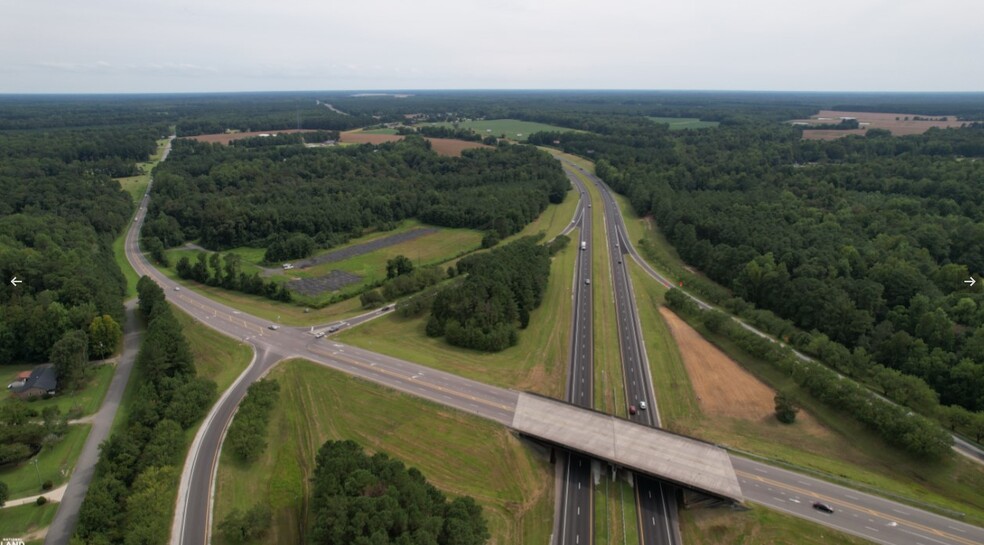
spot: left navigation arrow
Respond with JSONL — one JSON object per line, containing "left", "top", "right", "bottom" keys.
{"left": 10, "top": 276, "right": 22, "bottom": 286}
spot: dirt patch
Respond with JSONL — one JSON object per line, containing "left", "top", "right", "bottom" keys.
{"left": 339, "top": 131, "right": 490, "bottom": 157}
{"left": 426, "top": 137, "right": 489, "bottom": 156}
{"left": 658, "top": 307, "right": 826, "bottom": 434}
{"left": 186, "top": 129, "right": 316, "bottom": 145}
{"left": 790, "top": 110, "right": 978, "bottom": 140}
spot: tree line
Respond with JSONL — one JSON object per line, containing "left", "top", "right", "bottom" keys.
{"left": 426, "top": 237, "right": 552, "bottom": 352}
{"left": 175, "top": 251, "right": 293, "bottom": 303}
{"left": 309, "top": 439, "right": 489, "bottom": 545}
{"left": 76, "top": 277, "right": 217, "bottom": 544}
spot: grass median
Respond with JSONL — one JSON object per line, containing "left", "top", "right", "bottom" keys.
{"left": 211, "top": 359, "right": 555, "bottom": 544}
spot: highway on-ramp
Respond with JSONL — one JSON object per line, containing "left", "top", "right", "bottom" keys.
{"left": 118, "top": 151, "right": 984, "bottom": 545}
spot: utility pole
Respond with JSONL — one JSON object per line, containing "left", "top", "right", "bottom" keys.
{"left": 33, "top": 457, "right": 42, "bottom": 489}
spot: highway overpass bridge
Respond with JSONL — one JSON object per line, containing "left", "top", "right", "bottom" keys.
{"left": 511, "top": 393, "right": 743, "bottom": 506}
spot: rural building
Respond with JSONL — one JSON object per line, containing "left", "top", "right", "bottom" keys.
{"left": 9, "top": 364, "right": 57, "bottom": 399}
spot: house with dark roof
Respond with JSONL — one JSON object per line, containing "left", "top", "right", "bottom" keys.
{"left": 9, "top": 364, "right": 58, "bottom": 399}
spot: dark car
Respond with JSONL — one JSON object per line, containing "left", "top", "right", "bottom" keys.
{"left": 812, "top": 501, "right": 834, "bottom": 514}
{"left": 628, "top": 404, "right": 638, "bottom": 415}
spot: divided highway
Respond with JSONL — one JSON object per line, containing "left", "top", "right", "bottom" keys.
{"left": 566, "top": 159, "right": 681, "bottom": 545}
{"left": 115, "top": 150, "right": 983, "bottom": 545}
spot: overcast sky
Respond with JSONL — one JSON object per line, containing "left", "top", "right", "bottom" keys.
{"left": 1, "top": 0, "right": 981, "bottom": 93}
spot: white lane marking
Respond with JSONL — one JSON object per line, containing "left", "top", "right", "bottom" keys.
{"left": 891, "top": 508, "right": 909, "bottom": 515}
{"left": 900, "top": 529, "right": 951, "bottom": 545}
{"left": 845, "top": 494, "right": 859, "bottom": 500}
{"left": 948, "top": 526, "right": 966, "bottom": 533}
{"left": 788, "top": 498, "right": 800, "bottom": 504}
{"left": 864, "top": 526, "right": 879, "bottom": 533}
{"left": 771, "top": 497, "right": 785, "bottom": 503}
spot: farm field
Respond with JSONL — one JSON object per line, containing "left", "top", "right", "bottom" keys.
{"left": 338, "top": 130, "right": 489, "bottom": 156}
{"left": 791, "top": 110, "right": 978, "bottom": 139}
{"left": 211, "top": 359, "right": 555, "bottom": 545}
{"left": 427, "top": 119, "right": 581, "bottom": 141}
{"left": 647, "top": 116, "right": 719, "bottom": 129}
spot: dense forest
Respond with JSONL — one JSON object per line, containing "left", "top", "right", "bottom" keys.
{"left": 535, "top": 121, "right": 984, "bottom": 417}
{"left": 144, "top": 136, "right": 568, "bottom": 253}
{"left": 427, "top": 237, "right": 554, "bottom": 352}
{"left": 77, "top": 277, "right": 216, "bottom": 544}
{"left": 310, "top": 440, "right": 489, "bottom": 545}
{"left": 0, "top": 124, "right": 158, "bottom": 365}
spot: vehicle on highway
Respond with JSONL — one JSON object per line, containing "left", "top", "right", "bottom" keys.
{"left": 812, "top": 501, "right": 834, "bottom": 514}
{"left": 581, "top": 241, "right": 587, "bottom": 251}
{"left": 174, "top": 286, "right": 180, "bottom": 291}
{"left": 327, "top": 325, "right": 340, "bottom": 333}
{"left": 639, "top": 401, "right": 647, "bottom": 410}
{"left": 314, "top": 331, "right": 325, "bottom": 338}
{"left": 585, "top": 278, "right": 591, "bottom": 285}
{"left": 268, "top": 324, "right": 280, "bottom": 330}
{"left": 381, "top": 305, "right": 392, "bottom": 311}
{"left": 628, "top": 404, "right": 637, "bottom": 415}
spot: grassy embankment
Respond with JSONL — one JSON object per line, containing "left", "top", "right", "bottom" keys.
{"left": 211, "top": 360, "right": 555, "bottom": 545}
{"left": 622, "top": 198, "right": 984, "bottom": 526}
{"left": 679, "top": 506, "right": 872, "bottom": 545}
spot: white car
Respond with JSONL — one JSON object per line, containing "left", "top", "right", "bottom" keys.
{"left": 174, "top": 286, "right": 180, "bottom": 291}
{"left": 639, "top": 401, "right": 648, "bottom": 410}
{"left": 315, "top": 331, "right": 326, "bottom": 338}
{"left": 268, "top": 325, "right": 280, "bottom": 330}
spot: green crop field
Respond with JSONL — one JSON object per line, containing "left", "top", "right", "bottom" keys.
{"left": 647, "top": 116, "right": 719, "bottom": 130}
{"left": 211, "top": 359, "right": 555, "bottom": 545}
{"left": 427, "top": 119, "right": 581, "bottom": 141}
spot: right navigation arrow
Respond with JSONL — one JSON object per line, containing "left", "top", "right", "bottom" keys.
{"left": 966, "top": 277, "right": 977, "bottom": 287}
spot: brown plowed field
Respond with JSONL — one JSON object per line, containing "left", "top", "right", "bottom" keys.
{"left": 339, "top": 131, "right": 489, "bottom": 156}
{"left": 791, "top": 110, "right": 977, "bottom": 140}
{"left": 658, "top": 306, "right": 827, "bottom": 434}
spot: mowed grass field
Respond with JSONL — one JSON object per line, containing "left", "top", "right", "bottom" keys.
{"left": 427, "top": 119, "right": 581, "bottom": 141}
{"left": 337, "top": 240, "right": 576, "bottom": 396}
{"left": 646, "top": 116, "right": 719, "bottom": 130}
{"left": 212, "top": 360, "right": 555, "bottom": 545}
{"left": 0, "top": 502, "right": 59, "bottom": 545}
{"left": 679, "top": 504, "right": 871, "bottom": 545}
{"left": 0, "top": 424, "right": 90, "bottom": 498}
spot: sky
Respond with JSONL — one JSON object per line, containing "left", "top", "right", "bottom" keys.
{"left": 1, "top": 0, "right": 981, "bottom": 93}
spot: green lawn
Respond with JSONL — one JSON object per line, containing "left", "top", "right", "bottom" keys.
{"left": 0, "top": 502, "right": 59, "bottom": 544}
{"left": 679, "top": 504, "right": 871, "bottom": 545}
{"left": 647, "top": 117, "right": 719, "bottom": 130}
{"left": 0, "top": 424, "right": 91, "bottom": 498}
{"left": 212, "top": 359, "right": 555, "bottom": 545}
{"left": 2, "top": 364, "right": 114, "bottom": 417}
{"left": 337, "top": 240, "right": 576, "bottom": 397}
{"left": 173, "top": 307, "right": 253, "bottom": 394}
{"left": 426, "top": 119, "right": 582, "bottom": 142}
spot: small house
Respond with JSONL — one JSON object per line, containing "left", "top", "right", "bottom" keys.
{"left": 9, "top": 364, "right": 57, "bottom": 399}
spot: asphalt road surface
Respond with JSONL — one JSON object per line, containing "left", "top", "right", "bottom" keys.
{"left": 557, "top": 168, "right": 594, "bottom": 545}
{"left": 43, "top": 302, "right": 142, "bottom": 545}
{"left": 118, "top": 150, "right": 984, "bottom": 545}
